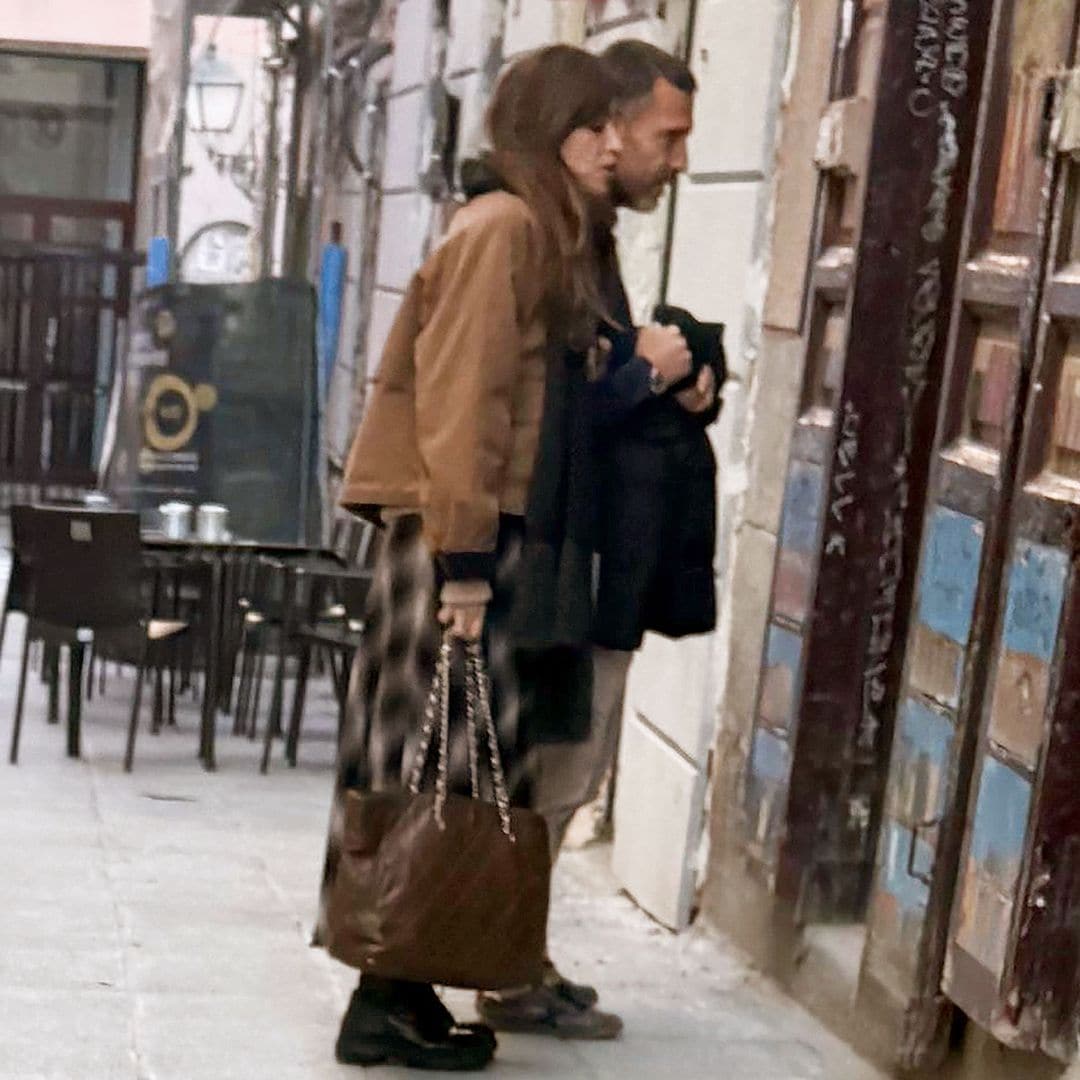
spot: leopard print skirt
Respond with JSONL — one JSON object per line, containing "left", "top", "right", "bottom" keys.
{"left": 313, "top": 513, "right": 528, "bottom": 950}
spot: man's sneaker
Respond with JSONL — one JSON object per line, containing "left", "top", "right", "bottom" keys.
{"left": 542, "top": 960, "right": 599, "bottom": 1010}
{"left": 476, "top": 984, "right": 623, "bottom": 1040}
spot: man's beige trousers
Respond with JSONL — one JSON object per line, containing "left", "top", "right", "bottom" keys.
{"left": 531, "top": 647, "right": 634, "bottom": 860}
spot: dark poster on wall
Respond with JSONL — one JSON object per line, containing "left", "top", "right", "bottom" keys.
{"left": 101, "top": 279, "right": 320, "bottom": 544}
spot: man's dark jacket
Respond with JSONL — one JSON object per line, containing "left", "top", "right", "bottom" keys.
{"left": 592, "top": 243, "right": 724, "bottom": 652}
{"left": 458, "top": 158, "right": 721, "bottom": 653}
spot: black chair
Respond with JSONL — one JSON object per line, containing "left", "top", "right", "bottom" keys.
{"left": 1, "top": 505, "right": 34, "bottom": 661}
{"left": 7, "top": 503, "right": 94, "bottom": 725}
{"left": 2, "top": 505, "right": 61, "bottom": 719}
{"left": 261, "top": 568, "right": 372, "bottom": 772}
{"left": 8, "top": 501, "right": 127, "bottom": 718}
{"left": 235, "top": 518, "right": 374, "bottom": 752}
{"left": 141, "top": 544, "right": 215, "bottom": 716}
{"left": 232, "top": 554, "right": 285, "bottom": 738}
{"left": 7, "top": 507, "right": 188, "bottom": 771}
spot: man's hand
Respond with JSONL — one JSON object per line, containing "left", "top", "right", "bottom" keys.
{"left": 636, "top": 323, "right": 692, "bottom": 385}
{"left": 438, "top": 601, "right": 487, "bottom": 641}
{"left": 675, "top": 366, "right": 718, "bottom": 414}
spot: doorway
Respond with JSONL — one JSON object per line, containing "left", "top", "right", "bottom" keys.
{"left": 0, "top": 50, "right": 143, "bottom": 496}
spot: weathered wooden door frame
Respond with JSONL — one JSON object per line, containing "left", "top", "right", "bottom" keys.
{"left": 741, "top": 0, "right": 882, "bottom": 896}
{"left": 940, "top": 15, "right": 1080, "bottom": 1058}
{"left": 855, "top": 0, "right": 1078, "bottom": 1067}
{"left": 742, "top": 0, "right": 995, "bottom": 923}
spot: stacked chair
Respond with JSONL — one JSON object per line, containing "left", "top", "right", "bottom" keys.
{"left": 231, "top": 516, "right": 375, "bottom": 772}
{"left": 4, "top": 504, "right": 374, "bottom": 774}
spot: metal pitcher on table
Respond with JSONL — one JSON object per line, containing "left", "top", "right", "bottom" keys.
{"left": 159, "top": 502, "right": 193, "bottom": 540}
{"left": 196, "top": 504, "right": 230, "bottom": 543}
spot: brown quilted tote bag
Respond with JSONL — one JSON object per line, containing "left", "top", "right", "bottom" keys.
{"left": 327, "top": 634, "right": 550, "bottom": 990}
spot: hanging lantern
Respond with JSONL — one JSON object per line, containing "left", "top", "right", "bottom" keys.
{"left": 188, "top": 43, "right": 243, "bottom": 135}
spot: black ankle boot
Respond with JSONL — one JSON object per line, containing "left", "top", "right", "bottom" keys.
{"left": 335, "top": 976, "right": 495, "bottom": 1071}
{"left": 408, "top": 982, "right": 497, "bottom": 1051}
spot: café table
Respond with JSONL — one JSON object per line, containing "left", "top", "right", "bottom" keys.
{"left": 141, "top": 533, "right": 345, "bottom": 771}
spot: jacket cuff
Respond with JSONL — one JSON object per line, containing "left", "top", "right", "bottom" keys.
{"left": 436, "top": 551, "right": 498, "bottom": 583}
{"left": 605, "top": 327, "right": 638, "bottom": 369}
{"left": 440, "top": 579, "right": 494, "bottom": 605}
{"left": 625, "top": 356, "right": 657, "bottom": 400}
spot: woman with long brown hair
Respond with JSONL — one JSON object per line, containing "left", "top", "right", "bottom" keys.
{"left": 317, "top": 46, "right": 622, "bottom": 1071}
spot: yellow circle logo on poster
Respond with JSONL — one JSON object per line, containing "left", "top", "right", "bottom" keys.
{"left": 142, "top": 373, "right": 217, "bottom": 453}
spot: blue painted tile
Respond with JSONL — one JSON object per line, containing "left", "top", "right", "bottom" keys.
{"left": 749, "top": 728, "right": 790, "bottom": 784}
{"left": 765, "top": 624, "right": 803, "bottom": 673}
{"left": 1002, "top": 540, "right": 1069, "bottom": 662}
{"left": 778, "top": 461, "right": 825, "bottom": 555}
{"left": 891, "top": 696, "right": 953, "bottom": 822}
{"left": 745, "top": 729, "right": 791, "bottom": 859}
{"left": 759, "top": 624, "right": 803, "bottom": 731}
{"left": 882, "top": 820, "right": 930, "bottom": 914}
{"left": 917, "top": 506, "right": 984, "bottom": 646}
{"left": 969, "top": 756, "right": 1031, "bottom": 893}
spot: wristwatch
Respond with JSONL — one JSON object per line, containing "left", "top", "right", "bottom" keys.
{"left": 647, "top": 366, "right": 667, "bottom": 395}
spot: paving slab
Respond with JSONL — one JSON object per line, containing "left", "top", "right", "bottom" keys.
{"left": 0, "top": 600, "right": 883, "bottom": 1080}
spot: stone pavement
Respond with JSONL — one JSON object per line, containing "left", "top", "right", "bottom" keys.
{"left": 0, "top": 613, "right": 885, "bottom": 1080}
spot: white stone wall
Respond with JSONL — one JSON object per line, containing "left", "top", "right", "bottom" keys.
{"left": 177, "top": 16, "right": 268, "bottom": 283}
{"left": 321, "top": 49, "right": 390, "bottom": 470}
{"left": 502, "top": 0, "right": 586, "bottom": 56}
{"left": 0, "top": 0, "right": 151, "bottom": 55}
{"left": 594, "top": 0, "right": 793, "bottom": 930}
{"left": 357, "top": 0, "right": 583, "bottom": 408}
{"left": 360, "top": 0, "right": 437, "bottom": 400}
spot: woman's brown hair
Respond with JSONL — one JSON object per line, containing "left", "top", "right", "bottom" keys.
{"left": 484, "top": 45, "right": 619, "bottom": 340}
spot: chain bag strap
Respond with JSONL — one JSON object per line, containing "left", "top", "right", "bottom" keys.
{"left": 464, "top": 648, "right": 482, "bottom": 803}
{"left": 406, "top": 630, "right": 516, "bottom": 840}
{"left": 465, "top": 642, "right": 516, "bottom": 842}
{"left": 407, "top": 632, "right": 452, "bottom": 827}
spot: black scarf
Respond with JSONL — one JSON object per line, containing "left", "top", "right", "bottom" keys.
{"left": 510, "top": 339, "right": 595, "bottom": 651}
{"left": 508, "top": 337, "right": 596, "bottom": 745}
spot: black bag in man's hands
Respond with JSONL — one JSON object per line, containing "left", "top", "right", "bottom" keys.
{"left": 652, "top": 303, "right": 726, "bottom": 395}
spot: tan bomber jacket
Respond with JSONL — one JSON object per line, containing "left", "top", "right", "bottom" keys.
{"left": 339, "top": 191, "right": 549, "bottom": 580}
